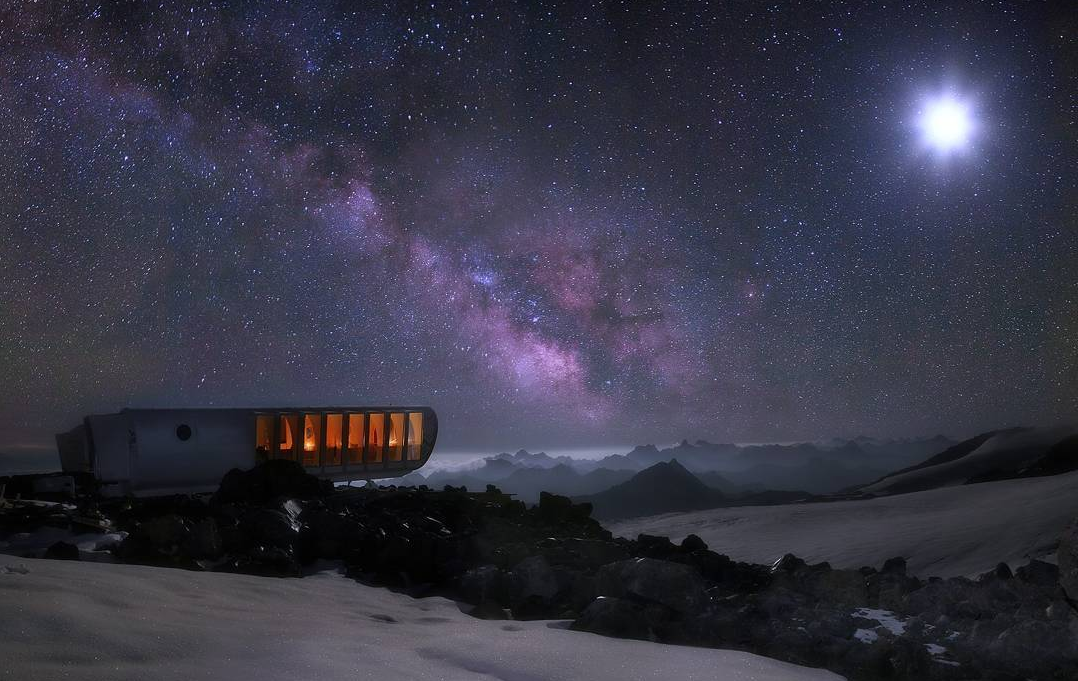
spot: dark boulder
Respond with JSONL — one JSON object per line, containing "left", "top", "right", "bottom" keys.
{"left": 300, "top": 508, "right": 364, "bottom": 561}
{"left": 184, "top": 518, "right": 222, "bottom": 559}
{"left": 509, "top": 555, "right": 560, "bottom": 603}
{"left": 116, "top": 513, "right": 192, "bottom": 565}
{"left": 635, "top": 533, "right": 678, "bottom": 559}
{"left": 214, "top": 460, "right": 331, "bottom": 504}
{"left": 680, "top": 533, "right": 708, "bottom": 553}
{"left": 469, "top": 600, "right": 511, "bottom": 620}
{"left": 881, "top": 556, "right": 907, "bottom": 576}
{"left": 596, "top": 558, "right": 708, "bottom": 613}
{"left": 140, "top": 514, "right": 188, "bottom": 550}
{"left": 1015, "top": 559, "right": 1058, "bottom": 588}
{"left": 458, "top": 565, "right": 510, "bottom": 605}
{"left": 44, "top": 540, "right": 79, "bottom": 561}
{"left": 770, "top": 553, "right": 807, "bottom": 573}
{"left": 240, "top": 501, "right": 302, "bottom": 554}
{"left": 537, "top": 492, "right": 593, "bottom": 524}
{"left": 571, "top": 596, "right": 656, "bottom": 640}
{"left": 1058, "top": 518, "right": 1078, "bottom": 609}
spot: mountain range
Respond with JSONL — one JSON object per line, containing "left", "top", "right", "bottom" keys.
{"left": 399, "top": 434, "right": 957, "bottom": 503}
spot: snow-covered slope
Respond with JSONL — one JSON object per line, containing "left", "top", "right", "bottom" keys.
{"left": 859, "top": 426, "right": 1076, "bottom": 495}
{"left": 0, "top": 557, "right": 842, "bottom": 681}
{"left": 610, "top": 470, "right": 1078, "bottom": 578}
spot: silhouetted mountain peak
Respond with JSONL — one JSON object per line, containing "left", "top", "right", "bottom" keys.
{"left": 618, "top": 458, "right": 715, "bottom": 495}
{"left": 576, "top": 458, "right": 726, "bottom": 521}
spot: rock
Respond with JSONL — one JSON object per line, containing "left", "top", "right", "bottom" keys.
{"left": 184, "top": 518, "right": 222, "bottom": 559}
{"left": 560, "top": 538, "right": 630, "bottom": 568}
{"left": 1015, "top": 559, "right": 1059, "bottom": 588}
{"left": 470, "top": 600, "right": 511, "bottom": 620}
{"left": 680, "top": 533, "right": 708, "bottom": 553}
{"left": 510, "top": 555, "right": 559, "bottom": 603}
{"left": 537, "top": 492, "right": 592, "bottom": 524}
{"left": 214, "top": 460, "right": 330, "bottom": 504}
{"left": 459, "top": 565, "right": 510, "bottom": 604}
{"left": 1059, "top": 518, "right": 1078, "bottom": 607}
{"left": 140, "top": 514, "right": 188, "bottom": 550}
{"left": 802, "top": 568, "right": 868, "bottom": 608}
{"left": 44, "top": 540, "right": 79, "bottom": 561}
{"left": 770, "top": 553, "right": 807, "bottom": 573}
{"left": 300, "top": 508, "right": 363, "bottom": 561}
{"left": 636, "top": 533, "right": 678, "bottom": 559}
{"left": 571, "top": 596, "right": 654, "bottom": 640}
{"left": 596, "top": 558, "right": 708, "bottom": 613}
{"left": 241, "top": 506, "right": 301, "bottom": 553}
{"left": 881, "top": 556, "right": 907, "bottom": 576}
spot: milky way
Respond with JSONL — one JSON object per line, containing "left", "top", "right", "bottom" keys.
{"left": 0, "top": 2, "right": 1074, "bottom": 452}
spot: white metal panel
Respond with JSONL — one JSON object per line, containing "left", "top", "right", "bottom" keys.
{"left": 127, "top": 409, "right": 256, "bottom": 493}
{"left": 85, "top": 413, "right": 133, "bottom": 485}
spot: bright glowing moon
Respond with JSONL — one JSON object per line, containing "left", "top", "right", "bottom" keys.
{"left": 918, "top": 95, "right": 974, "bottom": 153}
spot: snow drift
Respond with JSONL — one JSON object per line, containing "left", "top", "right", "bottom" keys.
{"left": 0, "top": 557, "right": 842, "bottom": 681}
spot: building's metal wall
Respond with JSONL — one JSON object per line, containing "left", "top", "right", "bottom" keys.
{"left": 129, "top": 409, "right": 255, "bottom": 493}
{"left": 85, "top": 413, "right": 132, "bottom": 488}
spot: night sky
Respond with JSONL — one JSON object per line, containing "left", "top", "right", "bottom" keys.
{"left": 1, "top": 2, "right": 1074, "bottom": 453}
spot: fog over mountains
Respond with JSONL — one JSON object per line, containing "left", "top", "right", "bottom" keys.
{"left": 400, "top": 428, "right": 1078, "bottom": 521}
{"left": 400, "top": 434, "right": 956, "bottom": 503}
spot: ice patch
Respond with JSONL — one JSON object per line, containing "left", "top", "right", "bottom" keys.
{"left": 854, "top": 628, "right": 879, "bottom": 644}
{"left": 925, "top": 643, "right": 946, "bottom": 655}
{"left": 852, "top": 608, "right": 907, "bottom": 636}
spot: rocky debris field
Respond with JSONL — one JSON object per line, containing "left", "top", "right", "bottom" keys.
{"left": 3, "top": 460, "right": 1077, "bottom": 681}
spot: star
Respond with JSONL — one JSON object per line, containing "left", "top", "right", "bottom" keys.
{"left": 917, "top": 93, "right": 976, "bottom": 156}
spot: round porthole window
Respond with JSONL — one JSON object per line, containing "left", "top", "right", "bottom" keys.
{"left": 176, "top": 424, "right": 193, "bottom": 441}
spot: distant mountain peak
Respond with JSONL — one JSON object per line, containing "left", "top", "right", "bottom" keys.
{"left": 575, "top": 457, "right": 725, "bottom": 521}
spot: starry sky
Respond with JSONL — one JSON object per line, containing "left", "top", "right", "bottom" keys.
{"left": 0, "top": 1, "right": 1075, "bottom": 453}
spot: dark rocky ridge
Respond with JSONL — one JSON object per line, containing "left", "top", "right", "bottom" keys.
{"left": 2, "top": 460, "right": 1075, "bottom": 681}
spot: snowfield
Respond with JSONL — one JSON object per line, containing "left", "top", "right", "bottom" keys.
{"left": 0, "top": 557, "right": 842, "bottom": 681}
{"left": 610, "top": 471, "right": 1078, "bottom": 578}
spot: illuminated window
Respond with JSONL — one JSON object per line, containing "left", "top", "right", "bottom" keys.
{"left": 347, "top": 413, "right": 365, "bottom": 465}
{"left": 407, "top": 412, "right": 423, "bottom": 461}
{"left": 278, "top": 414, "right": 299, "bottom": 461}
{"left": 388, "top": 413, "right": 404, "bottom": 462}
{"left": 302, "top": 413, "right": 321, "bottom": 467}
{"left": 324, "top": 413, "right": 343, "bottom": 466}
{"left": 255, "top": 415, "right": 273, "bottom": 462}
{"left": 366, "top": 413, "right": 384, "bottom": 463}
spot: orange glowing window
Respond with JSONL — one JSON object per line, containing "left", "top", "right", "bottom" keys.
{"left": 388, "top": 413, "right": 404, "bottom": 462}
{"left": 347, "top": 413, "right": 365, "bottom": 465}
{"left": 278, "top": 414, "right": 299, "bottom": 461}
{"left": 255, "top": 415, "right": 274, "bottom": 462}
{"left": 324, "top": 413, "right": 343, "bottom": 466}
{"left": 366, "top": 413, "right": 384, "bottom": 464}
{"left": 406, "top": 412, "right": 423, "bottom": 461}
{"left": 302, "top": 413, "right": 321, "bottom": 467}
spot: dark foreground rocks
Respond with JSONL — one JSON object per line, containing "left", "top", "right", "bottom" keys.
{"left": 2, "top": 461, "right": 1076, "bottom": 681}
